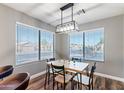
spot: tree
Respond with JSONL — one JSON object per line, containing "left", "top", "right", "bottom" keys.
{"left": 42, "top": 39, "right": 48, "bottom": 45}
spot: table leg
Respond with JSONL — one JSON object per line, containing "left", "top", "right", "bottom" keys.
{"left": 44, "top": 65, "right": 49, "bottom": 89}
{"left": 48, "top": 70, "right": 50, "bottom": 85}
{"left": 80, "top": 73, "right": 82, "bottom": 89}
{"left": 86, "top": 66, "right": 89, "bottom": 76}
{"left": 44, "top": 70, "right": 48, "bottom": 89}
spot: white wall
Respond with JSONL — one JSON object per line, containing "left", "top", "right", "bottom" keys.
{"left": 56, "top": 34, "right": 69, "bottom": 59}
{"left": 0, "top": 4, "right": 55, "bottom": 75}
{"left": 56, "top": 15, "right": 124, "bottom": 78}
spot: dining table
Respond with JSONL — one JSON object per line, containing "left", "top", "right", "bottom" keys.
{"left": 46, "top": 59, "right": 89, "bottom": 89}
{"left": 47, "top": 59, "right": 89, "bottom": 73}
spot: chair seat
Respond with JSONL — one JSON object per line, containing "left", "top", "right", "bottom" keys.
{"left": 74, "top": 74, "right": 92, "bottom": 85}
{"left": 0, "top": 80, "right": 21, "bottom": 90}
{"left": 0, "top": 73, "right": 30, "bottom": 90}
{"left": 55, "top": 74, "right": 73, "bottom": 84}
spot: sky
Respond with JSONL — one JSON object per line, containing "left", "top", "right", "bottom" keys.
{"left": 70, "top": 28, "right": 104, "bottom": 46}
{"left": 16, "top": 24, "right": 53, "bottom": 44}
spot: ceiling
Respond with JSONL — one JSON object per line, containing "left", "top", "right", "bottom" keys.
{"left": 3, "top": 3, "right": 124, "bottom": 26}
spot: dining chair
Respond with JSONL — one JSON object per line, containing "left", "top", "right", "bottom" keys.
{"left": 0, "top": 65, "right": 13, "bottom": 80}
{"left": 51, "top": 63, "right": 77, "bottom": 90}
{"left": 0, "top": 72, "right": 30, "bottom": 90}
{"left": 72, "top": 57, "right": 81, "bottom": 62}
{"left": 44, "top": 58, "right": 56, "bottom": 89}
{"left": 74, "top": 62, "right": 96, "bottom": 90}
{"left": 49, "top": 58, "right": 55, "bottom": 61}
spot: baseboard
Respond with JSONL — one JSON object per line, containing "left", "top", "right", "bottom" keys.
{"left": 30, "top": 70, "right": 124, "bottom": 83}
{"left": 31, "top": 70, "right": 46, "bottom": 79}
{"left": 94, "top": 72, "right": 124, "bottom": 83}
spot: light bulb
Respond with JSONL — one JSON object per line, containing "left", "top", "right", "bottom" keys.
{"left": 63, "top": 25, "right": 67, "bottom": 31}
{"left": 56, "top": 26, "right": 59, "bottom": 32}
{"left": 70, "top": 23, "right": 74, "bottom": 30}
{"left": 60, "top": 26, "right": 63, "bottom": 32}
{"left": 66, "top": 24, "right": 70, "bottom": 31}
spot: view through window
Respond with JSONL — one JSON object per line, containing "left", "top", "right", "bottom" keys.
{"left": 70, "top": 32, "right": 83, "bottom": 58}
{"left": 40, "top": 31, "right": 54, "bottom": 60}
{"left": 16, "top": 23, "right": 54, "bottom": 65}
{"left": 69, "top": 28, "right": 104, "bottom": 61}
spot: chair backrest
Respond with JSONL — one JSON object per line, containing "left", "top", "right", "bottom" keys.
{"left": 47, "top": 58, "right": 55, "bottom": 62}
{"left": 49, "top": 58, "right": 55, "bottom": 61}
{"left": 51, "top": 63, "right": 65, "bottom": 75}
{"left": 0, "top": 65, "right": 13, "bottom": 79}
{"left": 51, "top": 63, "right": 65, "bottom": 84}
{"left": 46, "top": 58, "right": 55, "bottom": 70}
{"left": 72, "top": 57, "right": 81, "bottom": 62}
{"left": 46, "top": 59, "right": 49, "bottom": 62}
{"left": 89, "top": 63, "right": 96, "bottom": 83}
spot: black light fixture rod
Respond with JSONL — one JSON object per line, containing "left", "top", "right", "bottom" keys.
{"left": 61, "top": 10, "right": 63, "bottom": 24}
{"left": 82, "top": 9, "right": 85, "bottom": 14}
{"left": 60, "top": 3, "right": 74, "bottom": 11}
{"left": 72, "top": 5, "right": 73, "bottom": 21}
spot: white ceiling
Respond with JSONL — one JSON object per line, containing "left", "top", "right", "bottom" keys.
{"left": 3, "top": 3, "right": 124, "bottom": 26}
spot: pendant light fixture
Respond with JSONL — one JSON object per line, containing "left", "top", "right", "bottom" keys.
{"left": 56, "top": 3, "right": 81, "bottom": 34}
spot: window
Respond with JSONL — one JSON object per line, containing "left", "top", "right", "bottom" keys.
{"left": 16, "top": 22, "right": 54, "bottom": 65}
{"left": 69, "top": 28, "right": 104, "bottom": 62}
{"left": 70, "top": 32, "right": 83, "bottom": 58}
{"left": 16, "top": 23, "right": 39, "bottom": 65}
{"left": 85, "top": 29, "right": 104, "bottom": 61}
{"left": 40, "top": 31, "right": 54, "bottom": 60}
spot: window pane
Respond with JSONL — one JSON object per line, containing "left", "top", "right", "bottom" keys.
{"left": 85, "top": 28, "right": 104, "bottom": 61}
{"left": 70, "top": 32, "right": 83, "bottom": 59}
{"left": 40, "top": 31, "right": 54, "bottom": 60}
{"left": 16, "top": 24, "right": 39, "bottom": 65}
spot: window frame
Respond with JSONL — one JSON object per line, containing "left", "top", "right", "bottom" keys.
{"left": 69, "top": 28, "right": 105, "bottom": 62}
{"left": 16, "top": 22, "right": 55, "bottom": 66}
